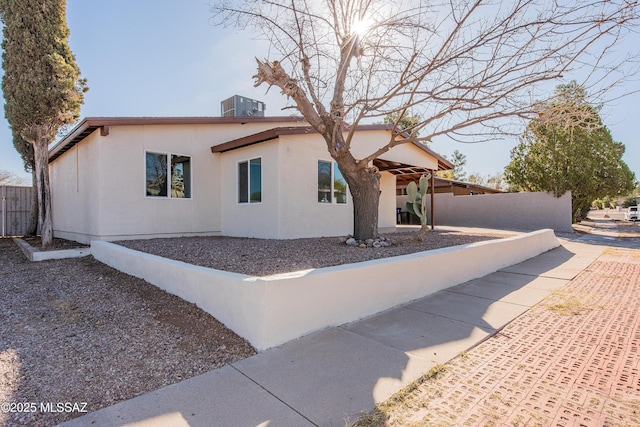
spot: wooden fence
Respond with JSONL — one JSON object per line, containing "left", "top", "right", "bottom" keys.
{"left": 1, "top": 185, "right": 33, "bottom": 237}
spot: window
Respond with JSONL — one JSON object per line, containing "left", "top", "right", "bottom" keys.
{"left": 318, "top": 160, "right": 347, "bottom": 204}
{"left": 170, "top": 155, "right": 191, "bottom": 198}
{"left": 145, "top": 151, "right": 191, "bottom": 198}
{"left": 238, "top": 157, "right": 262, "bottom": 203}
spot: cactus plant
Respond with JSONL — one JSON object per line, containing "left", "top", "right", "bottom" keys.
{"left": 405, "top": 173, "right": 431, "bottom": 238}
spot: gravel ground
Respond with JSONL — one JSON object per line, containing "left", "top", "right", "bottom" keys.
{"left": 0, "top": 228, "right": 514, "bottom": 426}
{"left": 117, "top": 229, "right": 517, "bottom": 277}
{"left": 0, "top": 239, "right": 255, "bottom": 427}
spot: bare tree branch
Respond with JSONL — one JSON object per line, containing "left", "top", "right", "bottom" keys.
{"left": 0, "top": 169, "right": 28, "bottom": 186}
{"left": 211, "top": 0, "right": 639, "bottom": 240}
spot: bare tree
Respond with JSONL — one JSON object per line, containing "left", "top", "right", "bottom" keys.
{"left": 0, "top": 169, "right": 28, "bottom": 186}
{"left": 212, "top": 0, "right": 639, "bottom": 240}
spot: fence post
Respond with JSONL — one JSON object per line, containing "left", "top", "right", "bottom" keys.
{"left": 2, "top": 189, "right": 5, "bottom": 237}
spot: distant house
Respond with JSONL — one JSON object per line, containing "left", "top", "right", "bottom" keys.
{"left": 48, "top": 116, "right": 453, "bottom": 243}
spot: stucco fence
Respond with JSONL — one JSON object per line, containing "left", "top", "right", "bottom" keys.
{"left": 92, "top": 229, "right": 560, "bottom": 351}
{"left": 397, "top": 191, "right": 573, "bottom": 232}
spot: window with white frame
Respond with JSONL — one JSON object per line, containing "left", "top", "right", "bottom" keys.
{"left": 145, "top": 151, "right": 191, "bottom": 198}
{"left": 318, "top": 160, "right": 347, "bottom": 204}
{"left": 238, "top": 157, "right": 262, "bottom": 203}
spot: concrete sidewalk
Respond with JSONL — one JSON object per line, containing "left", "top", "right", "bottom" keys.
{"left": 58, "top": 233, "right": 611, "bottom": 427}
{"left": 366, "top": 225, "right": 639, "bottom": 426}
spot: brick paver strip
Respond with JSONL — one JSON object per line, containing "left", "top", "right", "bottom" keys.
{"left": 386, "top": 247, "right": 640, "bottom": 427}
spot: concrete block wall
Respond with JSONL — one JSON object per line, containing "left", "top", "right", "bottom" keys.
{"left": 398, "top": 191, "right": 573, "bottom": 232}
{"left": 92, "top": 229, "right": 560, "bottom": 351}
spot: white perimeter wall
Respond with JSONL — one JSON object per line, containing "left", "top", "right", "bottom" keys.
{"left": 398, "top": 191, "right": 573, "bottom": 232}
{"left": 92, "top": 229, "right": 559, "bottom": 350}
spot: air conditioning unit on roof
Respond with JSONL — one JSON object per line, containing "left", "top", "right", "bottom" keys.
{"left": 221, "top": 95, "right": 266, "bottom": 117}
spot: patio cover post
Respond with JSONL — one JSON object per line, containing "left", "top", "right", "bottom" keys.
{"left": 430, "top": 171, "right": 435, "bottom": 230}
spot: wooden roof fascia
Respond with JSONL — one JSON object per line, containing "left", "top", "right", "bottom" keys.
{"left": 212, "top": 124, "right": 454, "bottom": 172}
{"left": 48, "top": 116, "right": 307, "bottom": 163}
{"left": 66, "top": 116, "right": 306, "bottom": 127}
{"left": 351, "top": 124, "right": 454, "bottom": 171}
{"left": 210, "top": 126, "right": 318, "bottom": 153}
{"left": 382, "top": 127, "right": 454, "bottom": 171}
{"left": 211, "top": 124, "right": 394, "bottom": 153}
{"left": 48, "top": 118, "right": 104, "bottom": 162}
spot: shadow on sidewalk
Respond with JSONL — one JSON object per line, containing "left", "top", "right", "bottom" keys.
{"left": 57, "top": 238, "right": 607, "bottom": 427}
{"left": 227, "top": 243, "right": 588, "bottom": 426}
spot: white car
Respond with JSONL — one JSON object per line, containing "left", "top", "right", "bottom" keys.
{"left": 625, "top": 206, "right": 639, "bottom": 221}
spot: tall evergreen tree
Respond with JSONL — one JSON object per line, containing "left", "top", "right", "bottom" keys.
{"left": 0, "top": 0, "right": 87, "bottom": 248}
{"left": 437, "top": 150, "right": 467, "bottom": 181}
{"left": 505, "top": 82, "right": 635, "bottom": 221}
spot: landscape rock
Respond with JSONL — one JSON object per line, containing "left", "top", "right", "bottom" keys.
{"left": 118, "top": 231, "right": 516, "bottom": 276}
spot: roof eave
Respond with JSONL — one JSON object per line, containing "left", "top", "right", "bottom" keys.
{"left": 49, "top": 116, "right": 307, "bottom": 163}
{"left": 212, "top": 124, "right": 454, "bottom": 171}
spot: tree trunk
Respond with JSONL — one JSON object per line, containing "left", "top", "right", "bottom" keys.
{"left": 25, "top": 168, "right": 38, "bottom": 237}
{"left": 414, "top": 224, "right": 430, "bottom": 241}
{"left": 32, "top": 129, "right": 54, "bottom": 250}
{"left": 344, "top": 166, "right": 381, "bottom": 241}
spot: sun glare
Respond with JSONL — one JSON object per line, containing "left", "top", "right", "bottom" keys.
{"left": 352, "top": 17, "right": 374, "bottom": 37}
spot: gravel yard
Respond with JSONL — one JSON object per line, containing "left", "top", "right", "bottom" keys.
{"left": 0, "top": 239, "right": 255, "bottom": 427}
{"left": 117, "top": 229, "right": 516, "bottom": 277}
{"left": 0, "top": 228, "right": 514, "bottom": 426}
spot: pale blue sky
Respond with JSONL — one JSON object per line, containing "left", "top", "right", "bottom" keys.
{"left": 1, "top": 0, "right": 639, "bottom": 183}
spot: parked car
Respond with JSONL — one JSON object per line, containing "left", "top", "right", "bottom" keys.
{"left": 624, "top": 206, "right": 639, "bottom": 221}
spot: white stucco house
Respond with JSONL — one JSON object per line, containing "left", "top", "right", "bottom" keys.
{"left": 48, "top": 116, "right": 453, "bottom": 244}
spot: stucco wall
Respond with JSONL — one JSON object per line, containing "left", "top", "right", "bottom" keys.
{"left": 99, "top": 125, "right": 221, "bottom": 239}
{"left": 51, "top": 122, "right": 446, "bottom": 242}
{"left": 219, "top": 139, "right": 282, "bottom": 238}
{"left": 397, "top": 191, "right": 573, "bottom": 232}
{"left": 276, "top": 135, "right": 354, "bottom": 239}
{"left": 51, "top": 121, "right": 306, "bottom": 243}
{"left": 273, "top": 133, "right": 415, "bottom": 238}
{"left": 221, "top": 131, "right": 420, "bottom": 239}
{"left": 92, "top": 229, "right": 560, "bottom": 350}
{"left": 51, "top": 132, "right": 103, "bottom": 243}
{"left": 53, "top": 124, "right": 226, "bottom": 243}
{"left": 378, "top": 172, "right": 397, "bottom": 229}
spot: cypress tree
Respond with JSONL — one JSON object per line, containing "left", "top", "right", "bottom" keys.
{"left": 0, "top": 0, "right": 87, "bottom": 248}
